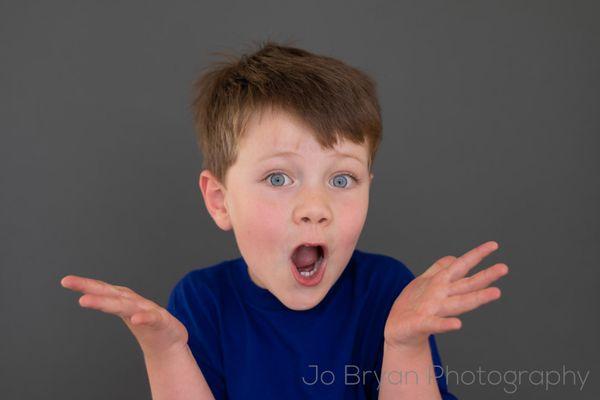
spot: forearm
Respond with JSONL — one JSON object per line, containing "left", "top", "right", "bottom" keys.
{"left": 142, "top": 343, "right": 215, "bottom": 400}
{"left": 378, "top": 342, "right": 442, "bottom": 400}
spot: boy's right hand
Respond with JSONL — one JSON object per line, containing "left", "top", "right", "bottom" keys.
{"left": 60, "top": 275, "right": 189, "bottom": 358}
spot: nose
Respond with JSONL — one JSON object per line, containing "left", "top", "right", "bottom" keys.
{"left": 292, "top": 187, "right": 333, "bottom": 226}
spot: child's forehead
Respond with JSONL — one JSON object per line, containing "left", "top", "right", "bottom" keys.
{"left": 238, "top": 133, "right": 368, "bottom": 168}
{"left": 241, "top": 108, "right": 316, "bottom": 145}
{"left": 238, "top": 107, "right": 368, "bottom": 161}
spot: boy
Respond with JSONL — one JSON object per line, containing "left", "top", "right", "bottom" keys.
{"left": 61, "top": 41, "right": 509, "bottom": 399}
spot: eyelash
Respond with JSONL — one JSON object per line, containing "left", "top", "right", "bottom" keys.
{"left": 263, "top": 171, "right": 360, "bottom": 188}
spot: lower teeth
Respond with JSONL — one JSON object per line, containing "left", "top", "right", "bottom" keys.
{"left": 299, "top": 257, "right": 322, "bottom": 277}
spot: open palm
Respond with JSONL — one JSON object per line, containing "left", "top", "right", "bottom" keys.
{"left": 60, "top": 275, "right": 188, "bottom": 357}
{"left": 384, "top": 241, "right": 509, "bottom": 350}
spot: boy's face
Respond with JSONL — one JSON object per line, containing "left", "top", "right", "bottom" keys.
{"left": 199, "top": 107, "right": 373, "bottom": 311}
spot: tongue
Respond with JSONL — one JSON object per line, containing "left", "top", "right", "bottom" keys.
{"left": 292, "top": 246, "right": 320, "bottom": 269}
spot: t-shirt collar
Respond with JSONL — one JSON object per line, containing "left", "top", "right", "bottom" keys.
{"left": 230, "top": 250, "right": 358, "bottom": 313}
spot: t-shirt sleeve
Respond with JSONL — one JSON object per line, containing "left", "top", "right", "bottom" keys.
{"left": 367, "top": 259, "right": 459, "bottom": 399}
{"left": 166, "top": 272, "right": 228, "bottom": 399}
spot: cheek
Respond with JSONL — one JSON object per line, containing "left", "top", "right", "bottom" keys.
{"left": 235, "top": 194, "right": 288, "bottom": 249}
{"left": 337, "top": 194, "right": 369, "bottom": 239}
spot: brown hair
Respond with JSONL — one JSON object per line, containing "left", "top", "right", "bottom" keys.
{"left": 190, "top": 40, "right": 382, "bottom": 187}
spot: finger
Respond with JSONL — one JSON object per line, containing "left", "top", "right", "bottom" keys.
{"left": 61, "top": 275, "right": 132, "bottom": 298}
{"left": 78, "top": 293, "right": 147, "bottom": 318}
{"left": 447, "top": 263, "right": 509, "bottom": 297}
{"left": 421, "top": 255, "right": 457, "bottom": 279}
{"left": 420, "top": 315, "right": 462, "bottom": 334}
{"left": 445, "top": 241, "right": 499, "bottom": 282}
{"left": 438, "top": 287, "right": 502, "bottom": 317}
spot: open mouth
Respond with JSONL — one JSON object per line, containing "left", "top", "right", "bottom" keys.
{"left": 290, "top": 243, "right": 327, "bottom": 286}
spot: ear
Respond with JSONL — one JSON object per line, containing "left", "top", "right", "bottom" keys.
{"left": 198, "top": 169, "right": 233, "bottom": 231}
{"left": 369, "top": 173, "right": 374, "bottom": 182}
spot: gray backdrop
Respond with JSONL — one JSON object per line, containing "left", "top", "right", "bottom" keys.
{"left": 2, "top": 1, "right": 598, "bottom": 398}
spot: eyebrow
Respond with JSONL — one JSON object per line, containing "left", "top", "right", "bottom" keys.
{"left": 258, "top": 151, "right": 365, "bottom": 165}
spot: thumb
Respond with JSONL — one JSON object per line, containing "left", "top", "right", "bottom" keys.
{"left": 421, "top": 255, "right": 457, "bottom": 278}
{"left": 130, "top": 310, "right": 164, "bottom": 329}
{"left": 421, "top": 315, "right": 462, "bottom": 334}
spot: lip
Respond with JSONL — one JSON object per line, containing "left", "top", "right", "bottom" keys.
{"left": 290, "top": 242, "right": 328, "bottom": 287}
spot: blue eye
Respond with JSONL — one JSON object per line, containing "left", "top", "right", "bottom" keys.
{"left": 331, "top": 174, "right": 357, "bottom": 188}
{"left": 332, "top": 175, "right": 348, "bottom": 188}
{"left": 267, "top": 172, "right": 291, "bottom": 186}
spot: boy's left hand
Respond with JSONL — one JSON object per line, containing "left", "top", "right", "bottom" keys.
{"left": 383, "top": 241, "right": 509, "bottom": 352}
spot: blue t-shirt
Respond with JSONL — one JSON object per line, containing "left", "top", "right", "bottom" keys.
{"left": 167, "top": 248, "right": 458, "bottom": 399}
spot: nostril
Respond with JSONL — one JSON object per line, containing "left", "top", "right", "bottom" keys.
{"left": 300, "top": 217, "right": 328, "bottom": 223}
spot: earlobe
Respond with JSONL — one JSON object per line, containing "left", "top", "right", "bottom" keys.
{"left": 198, "top": 170, "right": 232, "bottom": 231}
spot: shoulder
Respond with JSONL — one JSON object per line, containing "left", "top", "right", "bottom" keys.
{"left": 171, "top": 257, "right": 234, "bottom": 292}
{"left": 167, "top": 258, "right": 236, "bottom": 313}
{"left": 353, "top": 248, "right": 415, "bottom": 278}
{"left": 351, "top": 248, "right": 417, "bottom": 297}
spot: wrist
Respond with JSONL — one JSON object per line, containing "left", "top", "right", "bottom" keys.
{"left": 142, "top": 340, "right": 190, "bottom": 363}
{"left": 384, "top": 337, "right": 429, "bottom": 356}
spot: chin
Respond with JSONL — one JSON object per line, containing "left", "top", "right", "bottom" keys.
{"left": 281, "top": 288, "right": 328, "bottom": 311}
